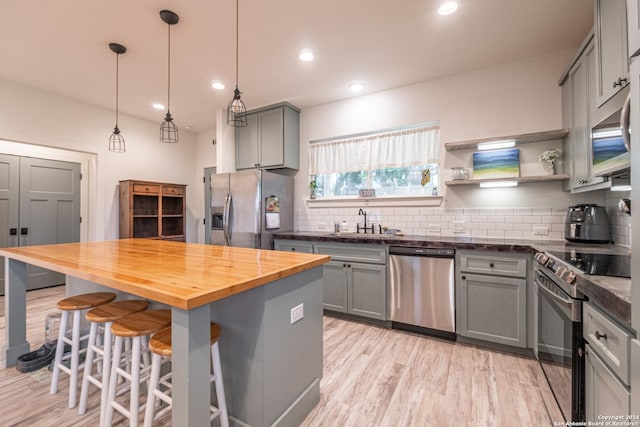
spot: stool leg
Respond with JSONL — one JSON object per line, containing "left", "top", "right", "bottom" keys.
{"left": 99, "top": 321, "right": 113, "bottom": 426}
{"left": 105, "top": 336, "right": 123, "bottom": 427}
{"left": 143, "top": 353, "right": 162, "bottom": 427}
{"left": 211, "top": 342, "right": 229, "bottom": 427}
{"left": 50, "top": 310, "right": 69, "bottom": 395}
{"left": 78, "top": 320, "right": 99, "bottom": 415}
{"left": 130, "top": 336, "right": 141, "bottom": 427}
{"left": 68, "top": 309, "right": 81, "bottom": 408}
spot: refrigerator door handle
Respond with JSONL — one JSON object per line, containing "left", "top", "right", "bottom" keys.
{"left": 622, "top": 91, "right": 631, "bottom": 152}
{"left": 223, "top": 193, "right": 231, "bottom": 246}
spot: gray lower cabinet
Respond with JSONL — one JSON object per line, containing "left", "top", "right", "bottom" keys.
{"left": 583, "top": 302, "right": 632, "bottom": 421}
{"left": 457, "top": 251, "right": 527, "bottom": 348}
{"left": 585, "top": 345, "right": 630, "bottom": 421}
{"left": 274, "top": 239, "right": 388, "bottom": 321}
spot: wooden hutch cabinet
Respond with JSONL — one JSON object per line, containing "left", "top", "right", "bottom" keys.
{"left": 119, "top": 180, "right": 186, "bottom": 241}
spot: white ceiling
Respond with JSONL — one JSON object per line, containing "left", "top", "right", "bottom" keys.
{"left": 1, "top": 0, "right": 593, "bottom": 132}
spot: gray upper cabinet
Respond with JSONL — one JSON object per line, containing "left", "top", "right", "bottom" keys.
{"left": 595, "top": 0, "right": 629, "bottom": 107}
{"left": 628, "top": 0, "right": 640, "bottom": 58}
{"left": 561, "top": 36, "right": 607, "bottom": 192}
{"left": 235, "top": 102, "right": 300, "bottom": 170}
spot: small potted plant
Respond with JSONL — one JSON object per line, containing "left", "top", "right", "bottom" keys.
{"left": 309, "top": 180, "right": 318, "bottom": 199}
{"left": 539, "top": 148, "right": 562, "bottom": 175}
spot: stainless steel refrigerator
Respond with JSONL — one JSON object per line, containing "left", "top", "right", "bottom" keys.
{"left": 209, "top": 170, "right": 294, "bottom": 249}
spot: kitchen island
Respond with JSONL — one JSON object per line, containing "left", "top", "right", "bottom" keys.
{"left": 0, "top": 239, "right": 329, "bottom": 426}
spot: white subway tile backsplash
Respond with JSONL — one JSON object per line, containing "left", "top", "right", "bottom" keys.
{"left": 297, "top": 205, "right": 615, "bottom": 244}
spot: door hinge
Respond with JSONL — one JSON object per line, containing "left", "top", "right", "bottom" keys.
{"left": 79, "top": 217, "right": 82, "bottom": 223}
{"left": 79, "top": 173, "right": 83, "bottom": 180}
{"left": 203, "top": 176, "right": 206, "bottom": 183}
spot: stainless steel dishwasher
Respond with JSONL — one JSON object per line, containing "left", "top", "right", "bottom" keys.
{"left": 389, "top": 247, "right": 455, "bottom": 340}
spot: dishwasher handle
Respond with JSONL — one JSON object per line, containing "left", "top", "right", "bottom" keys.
{"left": 389, "top": 246, "right": 454, "bottom": 257}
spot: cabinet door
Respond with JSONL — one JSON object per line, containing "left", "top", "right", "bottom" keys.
{"left": 457, "top": 273, "right": 527, "bottom": 348}
{"left": 257, "top": 108, "right": 285, "bottom": 168}
{"left": 322, "top": 260, "right": 348, "bottom": 313}
{"left": 629, "top": 0, "right": 640, "bottom": 58}
{"left": 585, "top": 344, "right": 630, "bottom": 422}
{"left": 235, "top": 113, "right": 260, "bottom": 170}
{"left": 595, "top": 0, "right": 629, "bottom": 107}
{"left": 348, "top": 262, "right": 387, "bottom": 320}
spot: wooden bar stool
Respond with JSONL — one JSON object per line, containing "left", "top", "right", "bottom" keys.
{"left": 78, "top": 299, "right": 150, "bottom": 422}
{"left": 143, "top": 323, "right": 229, "bottom": 427}
{"left": 50, "top": 292, "right": 117, "bottom": 409}
{"left": 104, "top": 309, "right": 172, "bottom": 427}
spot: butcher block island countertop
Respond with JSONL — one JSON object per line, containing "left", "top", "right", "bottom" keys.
{"left": 0, "top": 239, "right": 330, "bottom": 427}
{"left": 0, "top": 238, "right": 330, "bottom": 309}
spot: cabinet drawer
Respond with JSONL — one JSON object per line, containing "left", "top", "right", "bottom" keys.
{"left": 133, "top": 183, "right": 160, "bottom": 194}
{"left": 459, "top": 253, "right": 526, "bottom": 278}
{"left": 314, "top": 242, "right": 387, "bottom": 264}
{"left": 584, "top": 302, "right": 631, "bottom": 386}
{"left": 162, "top": 185, "right": 185, "bottom": 196}
{"left": 274, "top": 240, "right": 314, "bottom": 253}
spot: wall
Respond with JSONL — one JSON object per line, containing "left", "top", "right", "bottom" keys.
{"left": 295, "top": 48, "right": 608, "bottom": 240}
{"left": 0, "top": 79, "right": 201, "bottom": 242}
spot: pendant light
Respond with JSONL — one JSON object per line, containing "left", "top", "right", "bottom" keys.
{"left": 159, "top": 10, "right": 179, "bottom": 143}
{"left": 227, "top": 0, "right": 247, "bottom": 127}
{"left": 108, "top": 43, "right": 127, "bottom": 153}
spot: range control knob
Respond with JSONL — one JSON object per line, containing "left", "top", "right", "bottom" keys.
{"left": 534, "top": 252, "right": 549, "bottom": 264}
{"left": 564, "top": 271, "right": 577, "bottom": 285}
{"left": 555, "top": 267, "right": 568, "bottom": 280}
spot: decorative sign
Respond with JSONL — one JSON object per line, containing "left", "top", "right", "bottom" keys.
{"left": 472, "top": 148, "right": 520, "bottom": 179}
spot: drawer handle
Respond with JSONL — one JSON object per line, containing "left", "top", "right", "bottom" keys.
{"left": 595, "top": 331, "right": 608, "bottom": 341}
{"left": 489, "top": 263, "right": 494, "bottom": 268}
{"left": 291, "top": 248, "right": 296, "bottom": 251}
{"left": 461, "top": 275, "right": 466, "bottom": 280}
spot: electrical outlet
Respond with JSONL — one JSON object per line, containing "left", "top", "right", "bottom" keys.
{"left": 290, "top": 303, "right": 304, "bottom": 324}
{"left": 427, "top": 225, "right": 441, "bottom": 233}
{"left": 533, "top": 226, "right": 549, "bottom": 236}
{"left": 317, "top": 224, "right": 325, "bottom": 230}
{"left": 452, "top": 221, "right": 464, "bottom": 233}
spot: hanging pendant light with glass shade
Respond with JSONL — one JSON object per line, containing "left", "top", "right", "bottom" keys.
{"left": 159, "top": 9, "right": 179, "bottom": 143}
{"left": 108, "top": 43, "right": 127, "bottom": 153}
{"left": 227, "top": 0, "right": 247, "bottom": 127}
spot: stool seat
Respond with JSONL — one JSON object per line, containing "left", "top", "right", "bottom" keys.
{"left": 56, "top": 292, "right": 116, "bottom": 311}
{"left": 150, "top": 323, "right": 221, "bottom": 357}
{"left": 86, "top": 299, "right": 150, "bottom": 323}
{"left": 110, "top": 309, "right": 172, "bottom": 337}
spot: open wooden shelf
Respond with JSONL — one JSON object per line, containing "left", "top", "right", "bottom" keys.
{"left": 445, "top": 174, "right": 569, "bottom": 186}
{"left": 444, "top": 129, "right": 569, "bottom": 151}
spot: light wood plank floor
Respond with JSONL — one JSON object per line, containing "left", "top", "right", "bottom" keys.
{"left": 0, "top": 287, "right": 563, "bottom": 426}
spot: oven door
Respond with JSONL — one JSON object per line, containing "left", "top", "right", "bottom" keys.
{"left": 536, "top": 270, "right": 584, "bottom": 422}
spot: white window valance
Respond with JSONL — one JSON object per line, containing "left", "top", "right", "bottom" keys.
{"left": 308, "top": 123, "right": 440, "bottom": 175}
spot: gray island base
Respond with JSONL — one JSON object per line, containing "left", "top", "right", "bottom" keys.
{"left": 65, "top": 267, "right": 324, "bottom": 427}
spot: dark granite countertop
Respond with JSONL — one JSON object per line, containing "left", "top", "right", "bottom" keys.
{"left": 274, "top": 231, "right": 633, "bottom": 330}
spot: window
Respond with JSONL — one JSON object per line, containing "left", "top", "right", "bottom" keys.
{"left": 309, "top": 123, "right": 440, "bottom": 198}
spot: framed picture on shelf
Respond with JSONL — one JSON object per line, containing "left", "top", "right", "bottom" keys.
{"left": 472, "top": 148, "right": 520, "bottom": 179}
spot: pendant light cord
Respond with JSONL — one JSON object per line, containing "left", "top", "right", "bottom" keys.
{"left": 167, "top": 23, "right": 171, "bottom": 112}
{"left": 235, "top": 0, "right": 239, "bottom": 88}
{"left": 115, "top": 52, "right": 120, "bottom": 128}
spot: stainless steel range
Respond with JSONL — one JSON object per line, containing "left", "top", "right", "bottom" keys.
{"left": 533, "top": 251, "right": 585, "bottom": 423}
{"left": 533, "top": 249, "right": 630, "bottom": 422}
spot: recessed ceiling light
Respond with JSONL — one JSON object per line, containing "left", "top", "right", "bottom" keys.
{"left": 299, "top": 49, "right": 314, "bottom": 61}
{"left": 211, "top": 81, "right": 225, "bottom": 90}
{"left": 184, "top": 125, "right": 193, "bottom": 130}
{"left": 438, "top": 0, "right": 460, "bottom": 15}
{"left": 349, "top": 82, "right": 365, "bottom": 92}
{"left": 152, "top": 103, "right": 165, "bottom": 110}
